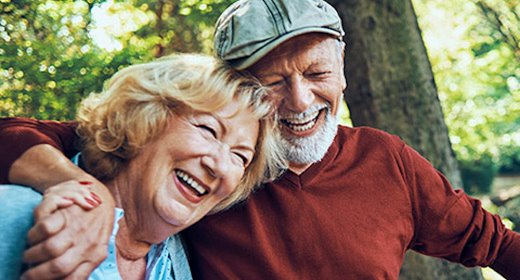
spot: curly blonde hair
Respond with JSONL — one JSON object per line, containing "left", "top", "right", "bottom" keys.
{"left": 76, "top": 53, "right": 286, "bottom": 212}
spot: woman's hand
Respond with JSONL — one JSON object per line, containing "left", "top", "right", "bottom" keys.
{"left": 34, "top": 180, "right": 102, "bottom": 218}
{"left": 20, "top": 179, "right": 115, "bottom": 280}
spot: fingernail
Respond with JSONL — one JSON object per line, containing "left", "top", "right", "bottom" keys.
{"left": 79, "top": 181, "right": 93, "bottom": 185}
{"left": 85, "top": 197, "right": 99, "bottom": 207}
{"left": 90, "top": 192, "right": 102, "bottom": 204}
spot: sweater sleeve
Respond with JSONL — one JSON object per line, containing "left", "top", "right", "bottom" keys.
{"left": 400, "top": 144, "right": 520, "bottom": 278}
{"left": 0, "top": 117, "right": 79, "bottom": 184}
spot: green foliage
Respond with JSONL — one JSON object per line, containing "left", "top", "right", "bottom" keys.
{"left": 500, "top": 200, "right": 520, "bottom": 232}
{"left": 413, "top": 0, "right": 520, "bottom": 176}
{"left": 0, "top": 0, "right": 141, "bottom": 119}
{"left": 459, "top": 154, "right": 498, "bottom": 194}
{"left": 0, "top": 0, "right": 234, "bottom": 120}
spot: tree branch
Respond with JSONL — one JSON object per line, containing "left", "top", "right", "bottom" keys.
{"left": 491, "top": 185, "right": 520, "bottom": 207}
{"left": 474, "top": 0, "right": 520, "bottom": 61}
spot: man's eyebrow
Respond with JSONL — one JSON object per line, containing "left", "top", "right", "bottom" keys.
{"left": 257, "top": 73, "right": 283, "bottom": 80}
{"left": 307, "top": 61, "right": 324, "bottom": 69}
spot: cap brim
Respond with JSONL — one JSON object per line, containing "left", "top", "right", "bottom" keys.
{"left": 229, "top": 27, "right": 341, "bottom": 70}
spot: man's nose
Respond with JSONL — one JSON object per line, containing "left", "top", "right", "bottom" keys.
{"left": 286, "top": 77, "right": 314, "bottom": 112}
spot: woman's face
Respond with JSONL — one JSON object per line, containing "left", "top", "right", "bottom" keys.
{"left": 125, "top": 101, "right": 259, "bottom": 240}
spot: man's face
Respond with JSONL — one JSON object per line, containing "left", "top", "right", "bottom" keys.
{"left": 248, "top": 34, "right": 346, "bottom": 171}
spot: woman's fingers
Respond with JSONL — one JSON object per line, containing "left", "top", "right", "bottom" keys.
{"left": 34, "top": 180, "right": 102, "bottom": 221}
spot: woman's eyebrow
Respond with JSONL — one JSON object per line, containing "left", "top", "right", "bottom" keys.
{"left": 236, "top": 144, "right": 256, "bottom": 154}
{"left": 212, "top": 114, "right": 227, "bottom": 136}
{"left": 213, "top": 114, "right": 255, "bottom": 153}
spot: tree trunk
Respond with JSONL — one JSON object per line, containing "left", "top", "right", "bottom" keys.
{"left": 327, "top": 0, "right": 483, "bottom": 279}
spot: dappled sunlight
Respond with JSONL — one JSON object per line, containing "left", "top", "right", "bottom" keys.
{"left": 338, "top": 99, "right": 352, "bottom": 127}
{"left": 90, "top": 2, "right": 152, "bottom": 51}
{"left": 413, "top": 0, "right": 520, "bottom": 183}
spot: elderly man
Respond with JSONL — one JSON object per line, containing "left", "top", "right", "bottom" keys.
{"left": 1, "top": 0, "right": 519, "bottom": 279}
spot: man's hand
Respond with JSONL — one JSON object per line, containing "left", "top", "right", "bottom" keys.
{"left": 21, "top": 180, "right": 114, "bottom": 279}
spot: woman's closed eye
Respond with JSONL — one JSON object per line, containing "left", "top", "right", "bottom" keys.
{"left": 232, "top": 151, "right": 251, "bottom": 167}
{"left": 197, "top": 124, "right": 217, "bottom": 138}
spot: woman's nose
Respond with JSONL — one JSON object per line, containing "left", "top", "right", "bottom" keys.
{"left": 201, "top": 144, "right": 231, "bottom": 178}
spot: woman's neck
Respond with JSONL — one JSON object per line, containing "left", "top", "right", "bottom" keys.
{"left": 115, "top": 220, "right": 151, "bottom": 260}
{"left": 107, "top": 177, "right": 152, "bottom": 260}
{"left": 104, "top": 176, "right": 151, "bottom": 279}
{"left": 115, "top": 231, "right": 148, "bottom": 280}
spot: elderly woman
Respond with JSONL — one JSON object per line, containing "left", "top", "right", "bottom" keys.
{"left": 0, "top": 53, "right": 285, "bottom": 279}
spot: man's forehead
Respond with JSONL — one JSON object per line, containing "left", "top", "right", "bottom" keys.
{"left": 273, "top": 33, "right": 335, "bottom": 53}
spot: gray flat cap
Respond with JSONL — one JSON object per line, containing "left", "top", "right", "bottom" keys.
{"left": 214, "top": 0, "right": 344, "bottom": 70}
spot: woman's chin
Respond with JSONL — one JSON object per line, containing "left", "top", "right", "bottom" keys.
{"left": 157, "top": 203, "right": 197, "bottom": 231}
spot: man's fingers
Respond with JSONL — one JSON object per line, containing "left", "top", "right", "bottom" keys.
{"left": 23, "top": 230, "right": 73, "bottom": 264}
{"left": 21, "top": 239, "right": 108, "bottom": 280}
{"left": 26, "top": 210, "right": 66, "bottom": 246}
{"left": 33, "top": 195, "right": 70, "bottom": 221}
{"left": 21, "top": 250, "right": 82, "bottom": 280}
{"left": 20, "top": 257, "right": 72, "bottom": 280}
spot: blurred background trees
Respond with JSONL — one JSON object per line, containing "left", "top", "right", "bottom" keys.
{"left": 413, "top": 5, "right": 520, "bottom": 270}
{"left": 0, "top": 0, "right": 231, "bottom": 119}
{"left": 413, "top": 0, "right": 520, "bottom": 192}
{"left": 1, "top": 0, "right": 519, "bottom": 276}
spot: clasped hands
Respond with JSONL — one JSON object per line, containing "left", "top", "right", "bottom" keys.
{"left": 21, "top": 180, "right": 114, "bottom": 280}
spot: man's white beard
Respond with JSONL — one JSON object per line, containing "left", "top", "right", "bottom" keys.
{"left": 280, "top": 107, "right": 338, "bottom": 165}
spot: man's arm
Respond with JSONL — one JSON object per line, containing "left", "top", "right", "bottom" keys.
{"left": 489, "top": 232, "right": 520, "bottom": 279}
{"left": 0, "top": 118, "right": 115, "bottom": 279}
{"left": 0, "top": 117, "right": 78, "bottom": 184}
{"left": 399, "top": 143, "right": 520, "bottom": 278}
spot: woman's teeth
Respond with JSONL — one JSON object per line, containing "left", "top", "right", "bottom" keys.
{"left": 175, "top": 170, "right": 208, "bottom": 196}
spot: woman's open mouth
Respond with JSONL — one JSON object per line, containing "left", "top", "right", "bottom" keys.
{"left": 175, "top": 169, "right": 208, "bottom": 197}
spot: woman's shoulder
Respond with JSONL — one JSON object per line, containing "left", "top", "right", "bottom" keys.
{"left": 0, "top": 185, "right": 42, "bottom": 280}
{"left": 0, "top": 184, "right": 42, "bottom": 211}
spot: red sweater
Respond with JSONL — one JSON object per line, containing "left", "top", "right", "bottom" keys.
{"left": 1, "top": 118, "right": 519, "bottom": 279}
{"left": 0, "top": 118, "right": 78, "bottom": 183}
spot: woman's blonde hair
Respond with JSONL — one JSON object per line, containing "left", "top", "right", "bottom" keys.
{"left": 77, "top": 53, "right": 286, "bottom": 212}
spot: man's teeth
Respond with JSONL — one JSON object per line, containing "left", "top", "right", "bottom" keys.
{"left": 283, "top": 110, "right": 320, "bottom": 132}
{"left": 175, "top": 170, "right": 207, "bottom": 196}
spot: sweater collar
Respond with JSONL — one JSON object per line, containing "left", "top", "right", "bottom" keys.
{"left": 279, "top": 129, "right": 341, "bottom": 188}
